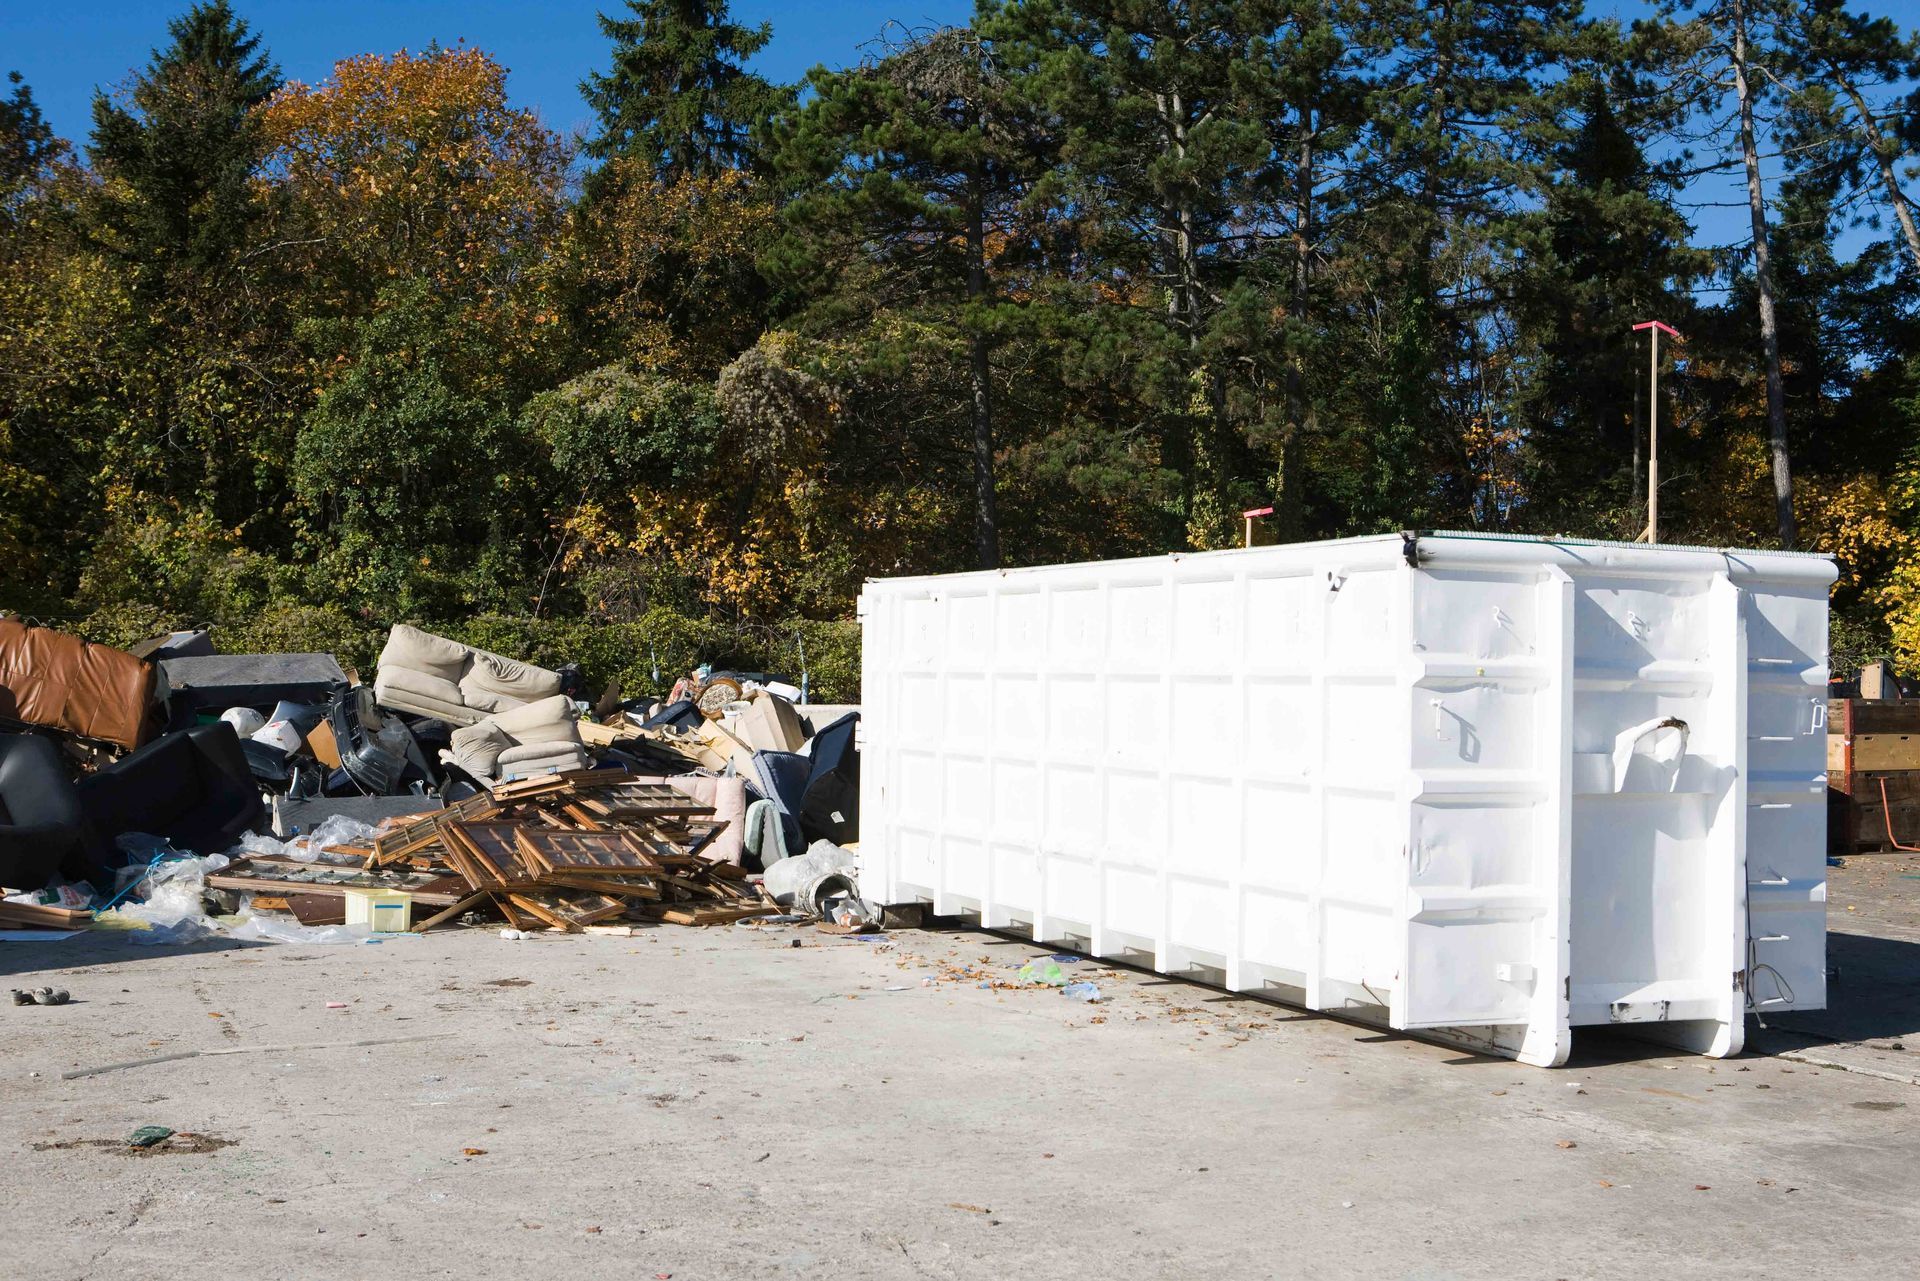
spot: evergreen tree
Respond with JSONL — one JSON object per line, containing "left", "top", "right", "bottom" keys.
{"left": 582, "top": 0, "right": 788, "bottom": 180}
{"left": 770, "top": 25, "right": 1053, "bottom": 568}
{"left": 1332, "top": 0, "right": 1579, "bottom": 532}
{"left": 1, "top": 71, "right": 61, "bottom": 222}
{"left": 87, "top": 0, "right": 280, "bottom": 299}
{"left": 1785, "top": 0, "right": 1920, "bottom": 278}
{"left": 993, "top": 0, "right": 1291, "bottom": 548}
{"left": 1515, "top": 65, "right": 1700, "bottom": 536}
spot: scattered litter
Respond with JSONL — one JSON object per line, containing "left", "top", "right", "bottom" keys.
{"left": 228, "top": 917, "right": 373, "bottom": 946}
{"left": 34, "top": 1131, "right": 235, "bottom": 1157}
{"left": 1018, "top": 960, "right": 1068, "bottom": 988}
{"left": 127, "top": 1125, "right": 175, "bottom": 1148}
{"left": 60, "top": 1032, "right": 455, "bottom": 1080}
{"left": 1062, "top": 981, "right": 1102, "bottom": 1003}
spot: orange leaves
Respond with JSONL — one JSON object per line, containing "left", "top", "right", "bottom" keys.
{"left": 257, "top": 47, "right": 570, "bottom": 310}
{"left": 566, "top": 162, "right": 777, "bottom": 376}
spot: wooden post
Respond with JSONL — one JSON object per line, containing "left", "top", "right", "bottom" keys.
{"left": 1632, "top": 321, "right": 1681, "bottom": 544}
{"left": 1242, "top": 506, "right": 1273, "bottom": 548}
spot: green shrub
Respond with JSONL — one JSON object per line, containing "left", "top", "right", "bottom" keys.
{"left": 71, "top": 596, "right": 864, "bottom": 703}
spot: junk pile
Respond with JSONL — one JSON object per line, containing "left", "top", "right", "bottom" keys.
{"left": 1828, "top": 671, "right": 1920, "bottom": 853}
{"left": 0, "top": 617, "right": 865, "bottom": 939}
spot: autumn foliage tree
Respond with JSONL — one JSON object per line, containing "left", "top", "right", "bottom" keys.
{"left": 258, "top": 47, "right": 570, "bottom": 318}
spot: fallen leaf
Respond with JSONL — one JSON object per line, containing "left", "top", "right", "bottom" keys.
{"left": 1693, "top": 1184, "right": 1711, "bottom": 1191}
{"left": 1555, "top": 1140, "right": 1577, "bottom": 1150}
{"left": 1596, "top": 1180, "right": 1614, "bottom": 1188}
{"left": 462, "top": 1147, "right": 488, "bottom": 1157}
{"left": 585, "top": 1226, "right": 601, "bottom": 1234}
{"left": 948, "top": 1202, "right": 991, "bottom": 1214}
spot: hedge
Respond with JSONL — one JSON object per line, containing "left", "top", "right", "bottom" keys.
{"left": 76, "top": 603, "right": 862, "bottom": 704}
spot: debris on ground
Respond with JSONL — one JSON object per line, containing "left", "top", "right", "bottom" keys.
{"left": 0, "top": 617, "right": 860, "bottom": 940}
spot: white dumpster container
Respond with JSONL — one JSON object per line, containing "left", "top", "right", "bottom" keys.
{"left": 856, "top": 532, "right": 1833, "bottom": 1066}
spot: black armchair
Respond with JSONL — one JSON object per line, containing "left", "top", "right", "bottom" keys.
{"left": 80, "top": 723, "right": 264, "bottom": 857}
{"left": 0, "top": 734, "right": 99, "bottom": 889}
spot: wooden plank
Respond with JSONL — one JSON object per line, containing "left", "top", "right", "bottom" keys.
{"left": 205, "top": 872, "right": 463, "bottom": 907}
{"left": 1831, "top": 698, "right": 1920, "bottom": 735}
{"left": 447, "top": 822, "right": 541, "bottom": 887}
{"left": 540, "top": 874, "right": 663, "bottom": 901}
{"left": 1843, "top": 733, "right": 1920, "bottom": 772}
{"left": 410, "top": 890, "right": 493, "bottom": 933}
{"left": 491, "top": 893, "right": 534, "bottom": 931}
{"left": 505, "top": 893, "right": 578, "bottom": 932}
{"left": 559, "top": 803, "right": 606, "bottom": 831}
{"left": 1829, "top": 770, "right": 1920, "bottom": 802}
{"left": 489, "top": 775, "right": 570, "bottom": 802}
{"left": 0, "top": 901, "right": 91, "bottom": 929}
{"left": 642, "top": 902, "right": 775, "bottom": 926}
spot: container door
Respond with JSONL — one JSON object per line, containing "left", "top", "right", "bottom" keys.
{"left": 1396, "top": 566, "right": 1574, "bottom": 1067}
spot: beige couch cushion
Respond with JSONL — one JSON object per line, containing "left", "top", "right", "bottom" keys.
{"left": 447, "top": 694, "right": 583, "bottom": 779}
{"left": 458, "top": 651, "right": 562, "bottom": 713}
{"left": 377, "top": 666, "right": 466, "bottom": 709}
{"left": 496, "top": 742, "right": 592, "bottom": 775}
{"left": 484, "top": 693, "right": 581, "bottom": 745}
{"left": 379, "top": 623, "right": 473, "bottom": 683}
{"left": 448, "top": 719, "right": 513, "bottom": 776}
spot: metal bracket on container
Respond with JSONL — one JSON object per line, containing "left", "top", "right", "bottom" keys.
{"left": 1609, "top": 999, "right": 1671, "bottom": 1024}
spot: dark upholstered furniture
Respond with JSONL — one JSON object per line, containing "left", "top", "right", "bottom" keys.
{"left": 80, "top": 723, "right": 263, "bottom": 856}
{"left": 0, "top": 734, "right": 97, "bottom": 889}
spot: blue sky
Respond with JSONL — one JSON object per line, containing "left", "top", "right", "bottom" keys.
{"left": 2, "top": 1, "right": 974, "bottom": 146}
{"left": 6, "top": 0, "right": 1920, "bottom": 263}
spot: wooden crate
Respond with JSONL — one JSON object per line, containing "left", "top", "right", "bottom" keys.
{"left": 1828, "top": 699, "right": 1920, "bottom": 851}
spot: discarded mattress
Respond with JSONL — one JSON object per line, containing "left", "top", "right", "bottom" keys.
{"left": 0, "top": 619, "right": 158, "bottom": 751}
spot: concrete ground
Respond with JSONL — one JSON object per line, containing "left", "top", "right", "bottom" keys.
{"left": 3, "top": 859, "right": 1917, "bottom": 1280}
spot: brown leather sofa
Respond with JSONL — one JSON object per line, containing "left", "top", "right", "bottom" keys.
{"left": 0, "top": 620, "right": 158, "bottom": 751}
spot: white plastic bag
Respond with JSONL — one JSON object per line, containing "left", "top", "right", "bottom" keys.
{"left": 230, "top": 814, "right": 381, "bottom": 863}
{"left": 226, "top": 917, "right": 374, "bottom": 946}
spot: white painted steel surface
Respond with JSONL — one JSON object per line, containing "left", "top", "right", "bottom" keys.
{"left": 856, "top": 532, "right": 1835, "bottom": 1065}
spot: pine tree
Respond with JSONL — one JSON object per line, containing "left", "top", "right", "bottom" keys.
{"left": 1, "top": 71, "right": 61, "bottom": 221}
{"left": 582, "top": 0, "right": 788, "bottom": 180}
{"left": 1320, "top": 0, "right": 1577, "bottom": 532}
{"left": 992, "top": 0, "right": 1291, "bottom": 548}
{"left": 88, "top": 0, "right": 279, "bottom": 300}
{"left": 1516, "top": 63, "right": 1700, "bottom": 536}
{"left": 769, "top": 25, "right": 1052, "bottom": 569}
{"left": 1785, "top": 0, "right": 1920, "bottom": 278}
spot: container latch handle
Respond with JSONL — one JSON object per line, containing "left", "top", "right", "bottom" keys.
{"left": 1612, "top": 716, "right": 1689, "bottom": 793}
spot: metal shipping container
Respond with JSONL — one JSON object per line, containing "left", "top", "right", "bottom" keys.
{"left": 855, "top": 532, "right": 1834, "bottom": 1066}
